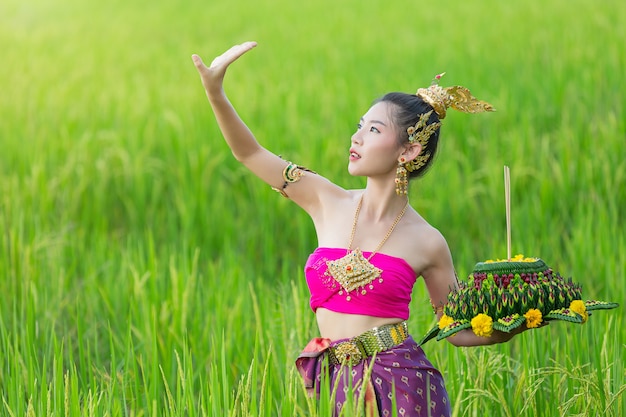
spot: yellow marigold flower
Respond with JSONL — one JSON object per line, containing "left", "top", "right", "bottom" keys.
{"left": 485, "top": 254, "right": 537, "bottom": 263}
{"left": 438, "top": 314, "right": 454, "bottom": 330}
{"left": 570, "top": 300, "right": 588, "bottom": 323}
{"left": 470, "top": 313, "right": 493, "bottom": 337}
{"left": 524, "top": 308, "right": 543, "bottom": 328}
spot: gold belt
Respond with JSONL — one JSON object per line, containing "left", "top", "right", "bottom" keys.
{"left": 327, "top": 321, "right": 409, "bottom": 366}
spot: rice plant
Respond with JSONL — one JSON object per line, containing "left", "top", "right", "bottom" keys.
{"left": 1, "top": 0, "right": 624, "bottom": 415}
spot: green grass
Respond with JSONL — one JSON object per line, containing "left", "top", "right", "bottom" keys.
{"left": 1, "top": 0, "right": 624, "bottom": 415}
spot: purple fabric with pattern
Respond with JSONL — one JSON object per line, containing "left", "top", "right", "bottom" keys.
{"left": 296, "top": 336, "right": 451, "bottom": 417}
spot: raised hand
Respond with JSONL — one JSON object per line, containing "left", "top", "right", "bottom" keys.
{"left": 191, "top": 41, "right": 257, "bottom": 96}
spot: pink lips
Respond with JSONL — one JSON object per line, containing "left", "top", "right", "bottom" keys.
{"left": 349, "top": 148, "right": 361, "bottom": 161}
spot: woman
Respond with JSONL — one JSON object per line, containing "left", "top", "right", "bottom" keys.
{"left": 192, "top": 41, "right": 522, "bottom": 417}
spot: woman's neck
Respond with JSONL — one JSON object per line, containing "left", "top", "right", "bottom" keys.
{"left": 360, "top": 181, "right": 410, "bottom": 222}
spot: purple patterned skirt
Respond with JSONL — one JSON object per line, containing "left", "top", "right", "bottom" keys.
{"left": 296, "top": 336, "right": 451, "bottom": 417}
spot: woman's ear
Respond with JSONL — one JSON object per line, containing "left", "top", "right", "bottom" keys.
{"left": 400, "top": 142, "right": 422, "bottom": 162}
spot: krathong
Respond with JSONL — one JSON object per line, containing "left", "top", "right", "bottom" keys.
{"left": 420, "top": 165, "right": 620, "bottom": 344}
{"left": 419, "top": 254, "right": 619, "bottom": 344}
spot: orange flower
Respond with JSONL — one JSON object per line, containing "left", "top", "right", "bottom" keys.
{"left": 470, "top": 313, "right": 493, "bottom": 337}
{"left": 524, "top": 308, "right": 543, "bottom": 328}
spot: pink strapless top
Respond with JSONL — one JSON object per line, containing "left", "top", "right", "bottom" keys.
{"left": 304, "top": 247, "right": 417, "bottom": 320}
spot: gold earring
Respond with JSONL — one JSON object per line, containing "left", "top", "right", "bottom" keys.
{"left": 395, "top": 162, "right": 408, "bottom": 195}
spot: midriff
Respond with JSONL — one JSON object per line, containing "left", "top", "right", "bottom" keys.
{"left": 315, "top": 307, "right": 405, "bottom": 341}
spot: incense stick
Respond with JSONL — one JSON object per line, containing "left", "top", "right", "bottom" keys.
{"left": 504, "top": 166, "right": 511, "bottom": 261}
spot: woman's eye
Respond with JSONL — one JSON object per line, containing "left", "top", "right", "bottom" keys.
{"left": 356, "top": 123, "right": 363, "bottom": 130}
{"left": 370, "top": 126, "right": 380, "bottom": 133}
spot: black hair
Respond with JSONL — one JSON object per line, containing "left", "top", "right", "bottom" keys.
{"left": 373, "top": 92, "right": 441, "bottom": 179}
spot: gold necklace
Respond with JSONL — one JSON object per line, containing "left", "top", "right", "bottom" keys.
{"left": 326, "top": 195, "right": 409, "bottom": 299}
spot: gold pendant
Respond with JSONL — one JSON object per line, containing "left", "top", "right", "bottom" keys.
{"left": 326, "top": 248, "right": 382, "bottom": 293}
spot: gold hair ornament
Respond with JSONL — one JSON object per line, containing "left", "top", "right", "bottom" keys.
{"left": 404, "top": 73, "right": 495, "bottom": 173}
{"left": 416, "top": 72, "right": 495, "bottom": 120}
{"left": 405, "top": 110, "right": 440, "bottom": 172}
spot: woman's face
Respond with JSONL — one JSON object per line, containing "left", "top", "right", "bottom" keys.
{"left": 348, "top": 101, "right": 404, "bottom": 177}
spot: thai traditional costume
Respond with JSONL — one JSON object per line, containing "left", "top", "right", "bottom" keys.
{"left": 297, "top": 247, "right": 451, "bottom": 417}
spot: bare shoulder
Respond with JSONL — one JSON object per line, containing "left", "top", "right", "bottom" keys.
{"left": 394, "top": 210, "right": 454, "bottom": 277}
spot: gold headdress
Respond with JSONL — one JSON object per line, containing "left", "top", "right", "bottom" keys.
{"left": 416, "top": 72, "right": 495, "bottom": 120}
{"left": 403, "top": 73, "right": 495, "bottom": 173}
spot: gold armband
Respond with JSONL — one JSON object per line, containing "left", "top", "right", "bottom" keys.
{"left": 271, "top": 161, "right": 315, "bottom": 198}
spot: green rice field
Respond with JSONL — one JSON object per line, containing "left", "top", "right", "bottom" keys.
{"left": 1, "top": 0, "right": 624, "bottom": 415}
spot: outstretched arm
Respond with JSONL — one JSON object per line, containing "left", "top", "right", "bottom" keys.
{"left": 191, "top": 42, "right": 340, "bottom": 213}
{"left": 192, "top": 42, "right": 265, "bottom": 162}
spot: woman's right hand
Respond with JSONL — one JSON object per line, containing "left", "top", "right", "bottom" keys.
{"left": 191, "top": 41, "right": 257, "bottom": 97}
